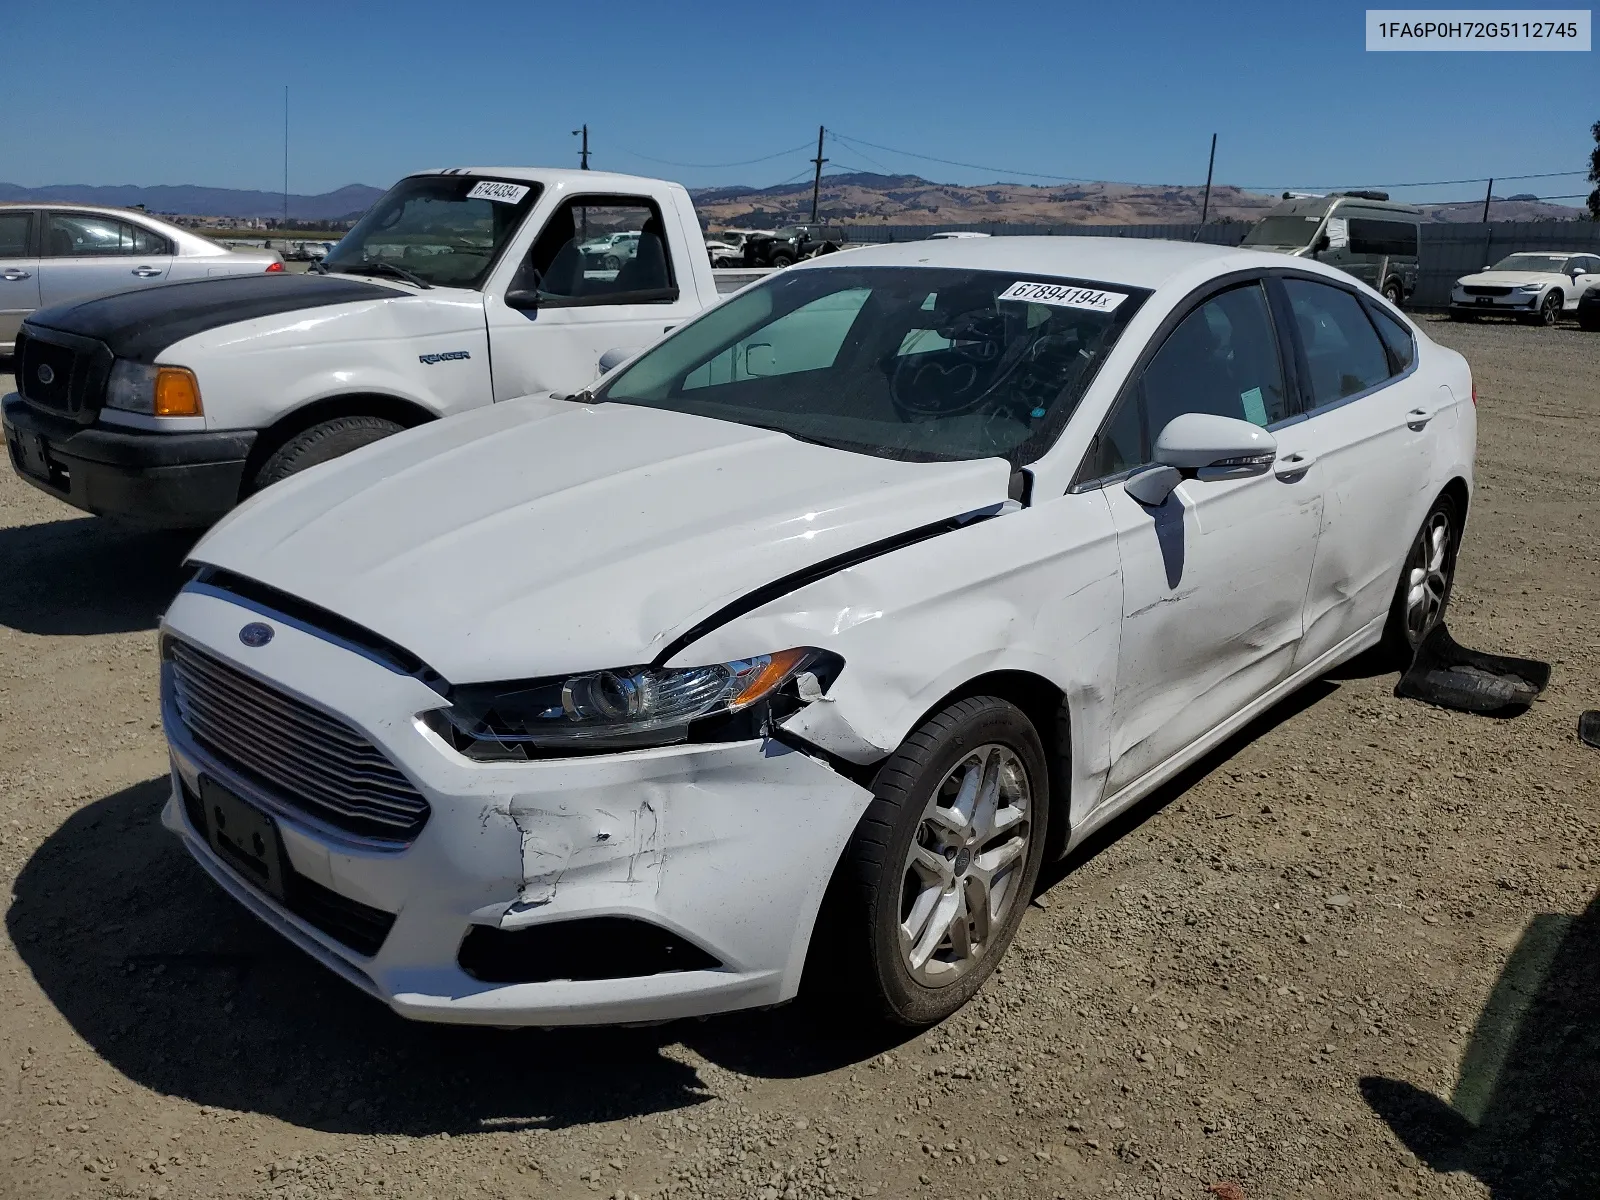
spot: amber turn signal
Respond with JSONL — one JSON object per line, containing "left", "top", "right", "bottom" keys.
{"left": 153, "top": 367, "right": 203, "bottom": 417}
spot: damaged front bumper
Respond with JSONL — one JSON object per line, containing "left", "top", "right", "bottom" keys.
{"left": 158, "top": 587, "right": 875, "bottom": 1027}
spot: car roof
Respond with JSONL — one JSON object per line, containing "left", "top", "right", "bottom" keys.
{"left": 788, "top": 235, "right": 1301, "bottom": 291}
{"left": 416, "top": 167, "right": 674, "bottom": 190}
{"left": 0, "top": 199, "right": 192, "bottom": 226}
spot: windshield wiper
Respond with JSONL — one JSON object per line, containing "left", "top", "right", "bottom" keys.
{"left": 333, "top": 261, "right": 433, "bottom": 289}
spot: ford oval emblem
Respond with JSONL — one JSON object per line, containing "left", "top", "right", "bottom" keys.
{"left": 36, "top": 364, "right": 55, "bottom": 386}
{"left": 238, "top": 622, "right": 275, "bottom": 648}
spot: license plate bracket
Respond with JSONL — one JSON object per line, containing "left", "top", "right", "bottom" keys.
{"left": 1476, "top": 296, "right": 1495, "bottom": 305}
{"left": 200, "top": 777, "right": 287, "bottom": 901}
{"left": 11, "top": 431, "right": 52, "bottom": 482}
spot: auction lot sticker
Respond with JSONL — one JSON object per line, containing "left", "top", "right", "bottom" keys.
{"left": 466, "top": 180, "right": 532, "bottom": 204}
{"left": 999, "top": 281, "right": 1128, "bottom": 312}
{"left": 1366, "top": 9, "right": 1590, "bottom": 50}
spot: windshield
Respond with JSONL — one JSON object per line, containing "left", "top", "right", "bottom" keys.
{"left": 323, "top": 175, "right": 540, "bottom": 289}
{"left": 1490, "top": 254, "right": 1570, "bottom": 273}
{"left": 1243, "top": 214, "right": 1324, "bottom": 248}
{"left": 600, "top": 266, "right": 1149, "bottom": 465}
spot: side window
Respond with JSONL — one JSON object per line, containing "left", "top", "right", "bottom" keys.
{"left": 683, "top": 287, "right": 870, "bottom": 390}
{"left": 0, "top": 211, "right": 32, "bottom": 257}
{"left": 515, "top": 197, "right": 676, "bottom": 305}
{"left": 1085, "top": 282, "right": 1287, "bottom": 479}
{"left": 46, "top": 214, "right": 144, "bottom": 257}
{"left": 1367, "top": 302, "right": 1415, "bottom": 372}
{"left": 1284, "top": 279, "right": 1392, "bottom": 407}
{"left": 129, "top": 223, "right": 172, "bottom": 255}
{"left": 1348, "top": 218, "right": 1418, "bottom": 258}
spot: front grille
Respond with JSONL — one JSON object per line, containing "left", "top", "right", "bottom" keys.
{"left": 180, "top": 781, "right": 397, "bottom": 957}
{"left": 1463, "top": 285, "right": 1512, "bottom": 297}
{"left": 168, "top": 638, "right": 430, "bottom": 843}
{"left": 15, "top": 326, "right": 113, "bottom": 423}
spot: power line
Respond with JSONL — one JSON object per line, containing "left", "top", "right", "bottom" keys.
{"left": 612, "top": 141, "right": 813, "bottom": 170}
{"left": 828, "top": 131, "right": 1095, "bottom": 183}
{"left": 1243, "top": 169, "right": 1586, "bottom": 191}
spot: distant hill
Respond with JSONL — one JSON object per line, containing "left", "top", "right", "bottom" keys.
{"left": 689, "top": 171, "right": 1587, "bottom": 228}
{"left": 0, "top": 182, "right": 385, "bottom": 221}
{"left": 0, "top": 173, "right": 1584, "bottom": 227}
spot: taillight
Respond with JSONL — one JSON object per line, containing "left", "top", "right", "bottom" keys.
{"left": 1471, "top": 382, "right": 1477, "bottom": 406}
{"left": 265, "top": 261, "right": 284, "bottom": 273}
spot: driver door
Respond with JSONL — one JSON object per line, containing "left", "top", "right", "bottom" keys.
{"left": 485, "top": 195, "right": 704, "bottom": 401}
{"left": 1084, "top": 279, "right": 1323, "bottom": 801}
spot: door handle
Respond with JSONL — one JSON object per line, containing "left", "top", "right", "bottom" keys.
{"left": 1273, "top": 451, "right": 1316, "bottom": 480}
{"left": 1406, "top": 407, "right": 1436, "bottom": 430}
{"left": 1, "top": 269, "right": 30, "bottom": 280}
{"left": 131, "top": 266, "right": 163, "bottom": 277}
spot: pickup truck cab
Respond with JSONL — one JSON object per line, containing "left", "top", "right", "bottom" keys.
{"left": 3, "top": 168, "right": 734, "bottom": 527}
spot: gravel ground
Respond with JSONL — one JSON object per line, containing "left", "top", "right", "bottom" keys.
{"left": 1, "top": 316, "right": 1597, "bottom": 1200}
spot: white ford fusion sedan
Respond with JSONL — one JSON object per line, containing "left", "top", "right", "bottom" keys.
{"left": 158, "top": 237, "right": 1475, "bottom": 1028}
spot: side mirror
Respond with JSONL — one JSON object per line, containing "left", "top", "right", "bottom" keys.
{"left": 597, "top": 347, "right": 631, "bottom": 373}
{"left": 1313, "top": 233, "right": 1331, "bottom": 254}
{"left": 1124, "top": 464, "right": 1184, "bottom": 506}
{"left": 1153, "top": 413, "right": 1277, "bottom": 480}
{"left": 504, "top": 289, "right": 540, "bottom": 312}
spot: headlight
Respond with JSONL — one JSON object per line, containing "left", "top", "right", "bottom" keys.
{"left": 106, "top": 360, "right": 203, "bottom": 416}
{"left": 429, "top": 647, "right": 841, "bottom": 758}
{"left": 1515, "top": 284, "right": 1543, "bottom": 293}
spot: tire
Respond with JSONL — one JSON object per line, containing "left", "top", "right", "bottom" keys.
{"left": 603, "top": 254, "right": 621, "bottom": 271}
{"left": 769, "top": 252, "right": 796, "bottom": 269}
{"left": 1381, "top": 491, "right": 1462, "bottom": 665}
{"left": 1537, "top": 290, "right": 1562, "bottom": 326}
{"left": 834, "top": 696, "right": 1049, "bottom": 1026}
{"left": 249, "top": 415, "right": 405, "bottom": 493}
{"left": 1382, "top": 280, "right": 1403, "bottom": 307}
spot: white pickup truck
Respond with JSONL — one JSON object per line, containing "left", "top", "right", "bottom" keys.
{"left": 3, "top": 168, "right": 754, "bottom": 526}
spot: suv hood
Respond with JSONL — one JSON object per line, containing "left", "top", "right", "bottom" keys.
{"left": 190, "top": 398, "right": 1013, "bottom": 682}
{"left": 1457, "top": 270, "right": 1563, "bottom": 287}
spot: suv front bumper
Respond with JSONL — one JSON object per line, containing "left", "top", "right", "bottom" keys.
{"left": 3, "top": 394, "right": 255, "bottom": 526}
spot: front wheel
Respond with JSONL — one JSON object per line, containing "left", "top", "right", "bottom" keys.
{"left": 248, "top": 415, "right": 405, "bottom": 494}
{"left": 835, "top": 696, "right": 1048, "bottom": 1026}
{"left": 1381, "top": 492, "right": 1462, "bottom": 664}
{"left": 1538, "top": 291, "right": 1563, "bottom": 326}
{"left": 768, "top": 252, "right": 796, "bottom": 269}
{"left": 603, "top": 254, "right": 621, "bottom": 271}
{"left": 1382, "top": 280, "right": 1403, "bottom": 307}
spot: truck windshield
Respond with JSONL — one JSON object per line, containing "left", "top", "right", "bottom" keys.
{"left": 323, "top": 175, "right": 541, "bottom": 289}
{"left": 599, "top": 266, "right": 1148, "bottom": 465}
{"left": 1243, "top": 215, "right": 1324, "bottom": 248}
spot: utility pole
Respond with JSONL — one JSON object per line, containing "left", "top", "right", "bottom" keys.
{"left": 1480, "top": 176, "right": 1494, "bottom": 222}
{"left": 1198, "top": 132, "right": 1217, "bottom": 231}
{"left": 572, "top": 125, "right": 590, "bottom": 170}
{"left": 282, "top": 85, "right": 289, "bottom": 228}
{"left": 810, "top": 125, "right": 828, "bottom": 223}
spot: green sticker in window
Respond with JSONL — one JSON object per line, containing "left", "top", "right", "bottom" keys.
{"left": 1240, "top": 386, "right": 1269, "bottom": 428}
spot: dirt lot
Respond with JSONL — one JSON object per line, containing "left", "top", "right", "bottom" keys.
{"left": 1, "top": 316, "right": 1597, "bottom": 1200}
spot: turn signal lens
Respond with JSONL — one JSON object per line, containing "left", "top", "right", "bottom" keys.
{"left": 264, "top": 261, "right": 285, "bottom": 273}
{"left": 729, "top": 647, "right": 813, "bottom": 708}
{"left": 153, "top": 367, "right": 203, "bottom": 417}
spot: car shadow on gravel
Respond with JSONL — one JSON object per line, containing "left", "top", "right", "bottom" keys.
{"left": 0, "top": 517, "right": 194, "bottom": 635}
{"left": 8, "top": 778, "right": 909, "bottom": 1136}
{"left": 1360, "top": 889, "right": 1600, "bottom": 1199}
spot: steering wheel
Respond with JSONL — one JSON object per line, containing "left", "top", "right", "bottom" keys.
{"left": 888, "top": 309, "right": 1012, "bottom": 418}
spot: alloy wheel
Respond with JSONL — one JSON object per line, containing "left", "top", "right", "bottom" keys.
{"left": 1404, "top": 509, "right": 1453, "bottom": 644}
{"left": 898, "top": 744, "right": 1032, "bottom": 987}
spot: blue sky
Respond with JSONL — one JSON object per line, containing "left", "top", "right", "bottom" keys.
{"left": 1, "top": 0, "right": 1593, "bottom": 204}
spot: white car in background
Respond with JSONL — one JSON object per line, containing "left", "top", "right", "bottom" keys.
{"left": 0, "top": 203, "right": 283, "bottom": 353}
{"left": 1449, "top": 251, "right": 1600, "bottom": 326}
{"left": 157, "top": 238, "right": 1474, "bottom": 1029}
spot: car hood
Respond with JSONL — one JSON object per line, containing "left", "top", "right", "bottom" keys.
{"left": 22, "top": 272, "right": 415, "bottom": 363}
{"left": 1456, "top": 270, "right": 1562, "bottom": 287}
{"left": 189, "top": 398, "right": 1014, "bottom": 682}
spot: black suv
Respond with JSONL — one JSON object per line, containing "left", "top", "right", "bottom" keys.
{"left": 1578, "top": 284, "right": 1600, "bottom": 332}
{"left": 742, "top": 224, "right": 845, "bottom": 268}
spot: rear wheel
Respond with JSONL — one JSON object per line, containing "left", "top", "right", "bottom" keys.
{"left": 1382, "top": 280, "right": 1403, "bottom": 307}
{"left": 1381, "top": 492, "right": 1461, "bottom": 664}
{"left": 769, "top": 252, "right": 796, "bottom": 268}
{"left": 834, "top": 696, "right": 1048, "bottom": 1026}
{"left": 248, "top": 415, "right": 405, "bottom": 494}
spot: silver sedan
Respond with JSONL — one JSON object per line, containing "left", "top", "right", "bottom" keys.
{"left": 0, "top": 203, "right": 284, "bottom": 354}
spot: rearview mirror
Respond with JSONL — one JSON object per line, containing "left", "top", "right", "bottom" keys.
{"left": 744, "top": 343, "right": 775, "bottom": 376}
{"left": 1153, "top": 413, "right": 1277, "bottom": 480}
